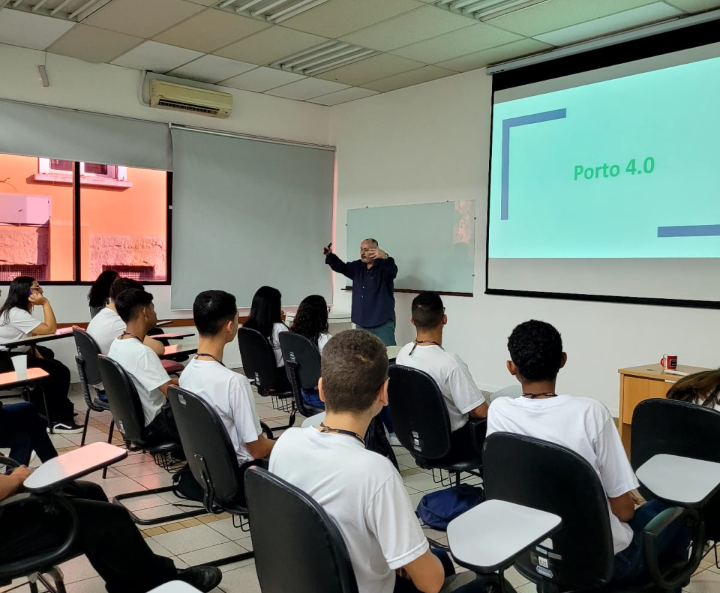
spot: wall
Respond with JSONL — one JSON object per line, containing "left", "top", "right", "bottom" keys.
{"left": 329, "top": 69, "right": 720, "bottom": 415}
{"left": 0, "top": 42, "right": 331, "bottom": 378}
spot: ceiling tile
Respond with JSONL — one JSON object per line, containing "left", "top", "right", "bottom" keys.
{"left": 340, "top": 6, "right": 476, "bottom": 52}
{"left": 215, "top": 26, "right": 328, "bottom": 66}
{"left": 317, "top": 53, "right": 424, "bottom": 85}
{"left": 361, "top": 65, "right": 455, "bottom": 92}
{"left": 0, "top": 10, "right": 75, "bottom": 51}
{"left": 111, "top": 40, "right": 203, "bottom": 73}
{"left": 168, "top": 54, "right": 257, "bottom": 83}
{"left": 47, "top": 24, "right": 142, "bottom": 63}
{"left": 282, "top": 0, "right": 423, "bottom": 38}
{"left": 536, "top": 3, "right": 683, "bottom": 46}
{"left": 153, "top": 9, "right": 270, "bottom": 53}
{"left": 186, "top": 0, "right": 218, "bottom": 5}
{"left": 437, "top": 38, "right": 552, "bottom": 72}
{"left": 308, "top": 86, "right": 379, "bottom": 105}
{"left": 220, "top": 67, "right": 306, "bottom": 92}
{"left": 83, "top": 0, "right": 204, "bottom": 39}
{"left": 265, "top": 77, "right": 349, "bottom": 99}
{"left": 390, "top": 21, "right": 523, "bottom": 64}
{"left": 664, "top": 0, "right": 720, "bottom": 11}
{"left": 486, "top": 0, "right": 658, "bottom": 37}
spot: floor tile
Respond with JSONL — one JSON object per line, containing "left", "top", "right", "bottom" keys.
{"left": 117, "top": 461, "right": 169, "bottom": 478}
{"left": 206, "top": 518, "right": 250, "bottom": 541}
{"left": 60, "top": 575, "right": 106, "bottom": 593}
{"left": 133, "top": 471, "right": 175, "bottom": 489}
{"left": 153, "top": 524, "right": 231, "bottom": 555}
{"left": 504, "top": 566, "right": 530, "bottom": 589}
{"left": 86, "top": 476, "right": 144, "bottom": 498}
{"left": 515, "top": 582, "right": 539, "bottom": 593}
{"left": 685, "top": 568, "right": 720, "bottom": 592}
{"left": 132, "top": 504, "right": 188, "bottom": 523}
{"left": 178, "top": 541, "right": 250, "bottom": 566}
{"left": 120, "top": 493, "right": 167, "bottom": 512}
{"left": 402, "top": 471, "right": 441, "bottom": 492}
{"left": 217, "top": 563, "right": 262, "bottom": 593}
{"left": 57, "top": 555, "right": 98, "bottom": 584}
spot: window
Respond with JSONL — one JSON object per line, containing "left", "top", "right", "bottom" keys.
{"left": 0, "top": 153, "right": 168, "bottom": 283}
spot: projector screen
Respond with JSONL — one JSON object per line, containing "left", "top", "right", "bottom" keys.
{"left": 487, "top": 33, "right": 720, "bottom": 306}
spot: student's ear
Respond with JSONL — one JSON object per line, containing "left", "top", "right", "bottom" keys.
{"left": 442, "top": 314, "right": 448, "bottom": 326}
{"left": 377, "top": 378, "right": 389, "bottom": 407}
{"left": 410, "top": 316, "right": 415, "bottom": 327}
{"left": 560, "top": 352, "right": 568, "bottom": 369}
{"left": 318, "top": 378, "right": 326, "bottom": 403}
{"left": 506, "top": 360, "right": 518, "bottom": 376}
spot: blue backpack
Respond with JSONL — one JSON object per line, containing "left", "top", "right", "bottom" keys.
{"left": 416, "top": 484, "right": 482, "bottom": 531}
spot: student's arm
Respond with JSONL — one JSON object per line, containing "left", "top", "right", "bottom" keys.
{"left": 26, "top": 296, "right": 57, "bottom": 335}
{"left": 157, "top": 377, "right": 179, "bottom": 397}
{"left": 609, "top": 493, "right": 636, "bottom": 522}
{"left": 139, "top": 351, "right": 175, "bottom": 397}
{"left": 325, "top": 253, "right": 356, "bottom": 280}
{"left": 246, "top": 435, "right": 275, "bottom": 460}
{"left": 143, "top": 336, "right": 165, "bottom": 356}
{"left": 449, "top": 359, "right": 488, "bottom": 420}
{"left": 0, "top": 466, "right": 31, "bottom": 501}
{"left": 468, "top": 401, "right": 489, "bottom": 419}
{"left": 400, "top": 550, "right": 445, "bottom": 593}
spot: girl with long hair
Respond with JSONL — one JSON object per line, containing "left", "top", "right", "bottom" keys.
{"left": 0, "top": 276, "right": 81, "bottom": 433}
{"left": 667, "top": 369, "right": 720, "bottom": 411}
{"left": 87, "top": 269, "right": 120, "bottom": 319}
{"left": 243, "top": 286, "right": 290, "bottom": 391}
{"left": 290, "top": 295, "right": 331, "bottom": 408}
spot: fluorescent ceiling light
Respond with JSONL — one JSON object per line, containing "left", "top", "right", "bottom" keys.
{"left": 270, "top": 40, "right": 378, "bottom": 76}
{"left": 219, "top": 0, "right": 330, "bottom": 22}
{"left": 436, "top": 0, "right": 547, "bottom": 21}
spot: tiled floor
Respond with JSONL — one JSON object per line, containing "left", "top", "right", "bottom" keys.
{"left": 1, "top": 383, "right": 718, "bottom": 593}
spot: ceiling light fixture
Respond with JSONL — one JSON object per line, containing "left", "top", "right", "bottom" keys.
{"left": 50, "top": 0, "right": 75, "bottom": 17}
{"left": 11, "top": 0, "right": 25, "bottom": 7}
{"left": 436, "top": 0, "right": 547, "bottom": 21}
{"left": 270, "top": 40, "right": 379, "bottom": 76}
{"left": 38, "top": 64, "right": 49, "bottom": 87}
{"left": 32, "top": 0, "right": 50, "bottom": 11}
{"left": 219, "top": 0, "right": 330, "bottom": 23}
{"left": 68, "top": 0, "right": 102, "bottom": 20}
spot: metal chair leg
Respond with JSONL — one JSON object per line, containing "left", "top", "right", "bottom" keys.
{"left": 80, "top": 408, "right": 91, "bottom": 447}
{"left": 102, "top": 420, "right": 115, "bottom": 479}
{"left": 28, "top": 572, "right": 40, "bottom": 593}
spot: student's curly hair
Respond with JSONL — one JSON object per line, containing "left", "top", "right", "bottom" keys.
{"left": 507, "top": 320, "right": 563, "bottom": 383}
{"left": 290, "top": 295, "right": 328, "bottom": 348}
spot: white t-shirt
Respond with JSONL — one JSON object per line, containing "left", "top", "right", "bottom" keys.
{"left": 270, "top": 323, "right": 288, "bottom": 367}
{"left": 108, "top": 337, "right": 170, "bottom": 426}
{"left": 270, "top": 427, "right": 429, "bottom": 593}
{"left": 487, "top": 394, "right": 638, "bottom": 555}
{"left": 179, "top": 359, "right": 262, "bottom": 465}
{"left": 0, "top": 307, "right": 41, "bottom": 352}
{"left": 695, "top": 395, "right": 720, "bottom": 411}
{"left": 317, "top": 332, "right": 331, "bottom": 353}
{"left": 395, "top": 343, "right": 486, "bottom": 432}
{"left": 87, "top": 307, "right": 126, "bottom": 355}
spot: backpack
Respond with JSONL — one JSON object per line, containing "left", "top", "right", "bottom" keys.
{"left": 416, "top": 484, "right": 482, "bottom": 531}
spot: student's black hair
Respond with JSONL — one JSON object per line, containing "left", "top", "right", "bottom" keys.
{"left": 411, "top": 291, "right": 444, "bottom": 330}
{"left": 508, "top": 320, "right": 563, "bottom": 383}
{"left": 0, "top": 276, "right": 34, "bottom": 324}
{"left": 193, "top": 290, "right": 238, "bottom": 338}
{"left": 88, "top": 270, "right": 120, "bottom": 308}
{"left": 291, "top": 295, "right": 328, "bottom": 348}
{"left": 244, "top": 286, "right": 285, "bottom": 341}
{"left": 114, "top": 288, "right": 154, "bottom": 324}
{"left": 109, "top": 278, "right": 144, "bottom": 302}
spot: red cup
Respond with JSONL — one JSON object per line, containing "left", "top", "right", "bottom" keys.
{"left": 660, "top": 355, "right": 678, "bottom": 371}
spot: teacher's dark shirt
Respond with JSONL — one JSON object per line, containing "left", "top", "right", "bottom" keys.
{"left": 326, "top": 254, "right": 397, "bottom": 328}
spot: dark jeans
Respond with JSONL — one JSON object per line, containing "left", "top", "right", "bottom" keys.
{"left": 28, "top": 346, "right": 75, "bottom": 426}
{"left": 0, "top": 481, "right": 177, "bottom": 593}
{"left": 274, "top": 365, "right": 292, "bottom": 393}
{"left": 143, "top": 403, "right": 181, "bottom": 446}
{"left": 361, "top": 319, "right": 396, "bottom": 347}
{"left": 0, "top": 402, "right": 58, "bottom": 466}
{"left": 449, "top": 421, "right": 485, "bottom": 459}
{"left": 611, "top": 499, "right": 691, "bottom": 586}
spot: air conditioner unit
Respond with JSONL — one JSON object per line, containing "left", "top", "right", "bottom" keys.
{"left": 149, "top": 80, "right": 233, "bottom": 119}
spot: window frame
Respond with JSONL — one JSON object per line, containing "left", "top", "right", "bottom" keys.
{"left": 36, "top": 158, "right": 132, "bottom": 188}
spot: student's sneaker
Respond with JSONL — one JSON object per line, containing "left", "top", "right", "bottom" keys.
{"left": 388, "top": 432, "right": 402, "bottom": 447}
{"left": 177, "top": 566, "right": 222, "bottom": 592}
{"left": 47, "top": 422, "right": 84, "bottom": 435}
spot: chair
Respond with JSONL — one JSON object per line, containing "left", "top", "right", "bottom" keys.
{"left": 387, "top": 365, "right": 484, "bottom": 487}
{"left": 167, "top": 385, "right": 262, "bottom": 567}
{"left": 483, "top": 432, "right": 706, "bottom": 593}
{"left": 237, "top": 327, "right": 295, "bottom": 430}
{"left": 278, "top": 332, "right": 324, "bottom": 419}
{"left": 244, "top": 466, "right": 359, "bottom": 593}
{"left": 97, "top": 355, "right": 205, "bottom": 525}
{"left": 73, "top": 328, "right": 114, "bottom": 450}
{"left": 631, "top": 398, "right": 720, "bottom": 566}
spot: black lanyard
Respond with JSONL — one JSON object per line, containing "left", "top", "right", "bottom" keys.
{"left": 409, "top": 340, "right": 443, "bottom": 356}
{"left": 319, "top": 422, "right": 365, "bottom": 446}
{"left": 522, "top": 393, "right": 559, "bottom": 399}
{"left": 196, "top": 353, "right": 225, "bottom": 367}
{"left": 121, "top": 331, "right": 143, "bottom": 343}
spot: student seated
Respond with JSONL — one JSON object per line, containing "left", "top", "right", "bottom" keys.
{"left": 87, "top": 269, "right": 119, "bottom": 319}
{"left": 87, "top": 277, "right": 165, "bottom": 357}
{"left": 667, "top": 369, "right": 720, "bottom": 411}
{"left": 270, "top": 330, "right": 484, "bottom": 593}
{"left": 107, "top": 289, "right": 179, "bottom": 444}
{"left": 243, "top": 286, "right": 291, "bottom": 392}
{"left": 0, "top": 468, "right": 221, "bottom": 592}
{"left": 0, "top": 276, "right": 81, "bottom": 434}
{"left": 289, "top": 294, "right": 331, "bottom": 408}
{"left": 179, "top": 290, "right": 274, "bottom": 477}
{"left": 487, "top": 320, "right": 690, "bottom": 587}
{"left": 395, "top": 292, "right": 487, "bottom": 455}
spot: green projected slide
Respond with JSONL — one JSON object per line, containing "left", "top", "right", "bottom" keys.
{"left": 489, "top": 55, "right": 720, "bottom": 259}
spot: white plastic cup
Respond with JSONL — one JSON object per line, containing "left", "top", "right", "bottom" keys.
{"left": 11, "top": 355, "right": 28, "bottom": 378}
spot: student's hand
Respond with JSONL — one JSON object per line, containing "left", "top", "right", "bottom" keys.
{"left": 367, "top": 248, "right": 387, "bottom": 260}
{"left": 10, "top": 466, "right": 32, "bottom": 491}
{"left": 28, "top": 294, "right": 48, "bottom": 306}
{"left": 322, "top": 242, "right": 333, "bottom": 256}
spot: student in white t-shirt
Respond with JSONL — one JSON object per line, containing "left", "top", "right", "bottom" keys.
{"left": 87, "top": 277, "right": 165, "bottom": 356}
{"left": 107, "top": 288, "right": 179, "bottom": 443}
{"left": 395, "top": 292, "right": 487, "bottom": 457}
{"left": 180, "top": 290, "right": 274, "bottom": 479}
{"left": 487, "top": 320, "right": 690, "bottom": 587}
{"left": 242, "top": 286, "right": 290, "bottom": 392}
{"left": 667, "top": 369, "right": 720, "bottom": 411}
{"left": 270, "top": 330, "right": 483, "bottom": 593}
{"left": 0, "top": 276, "right": 81, "bottom": 433}
{"left": 289, "top": 294, "right": 331, "bottom": 408}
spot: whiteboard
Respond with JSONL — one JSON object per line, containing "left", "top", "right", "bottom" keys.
{"left": 346, "top": 200, "right": 476, "bottom": 294}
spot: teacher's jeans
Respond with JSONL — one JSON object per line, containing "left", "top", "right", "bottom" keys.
{"left": 359, "top": 319, "right": 396, "bottom": 434}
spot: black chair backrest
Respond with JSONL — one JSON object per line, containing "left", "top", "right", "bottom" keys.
{"left": 484, "top": 432, "right": 614, "bottom": 590}
{"left": 73, "top": 328, "right": 103, "bottom": 387}
{"left": 97, "top": 355, "right": 147, "bottom": 444}
{"left": 168, "top": 386, "right": 245, "bottom": 509}
{"left": 237, "top": 327, "right": 278, "bottom": 391}
{"left": 245, "top": 466, "right": 359, "bottom": 593}
{"left": 278, "top": 332, "right": 321, "bottom": 390}
{"left": 387, "top": 365, "right": 453, "bottom": 459}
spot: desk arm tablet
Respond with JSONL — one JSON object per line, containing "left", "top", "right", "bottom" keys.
{"left": 148, "top": 581, "right": 202, "bottom": 593}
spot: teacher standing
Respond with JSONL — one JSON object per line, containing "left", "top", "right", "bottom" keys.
{"left": 324, "top": 239, "right": 398, "bottom": 346}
